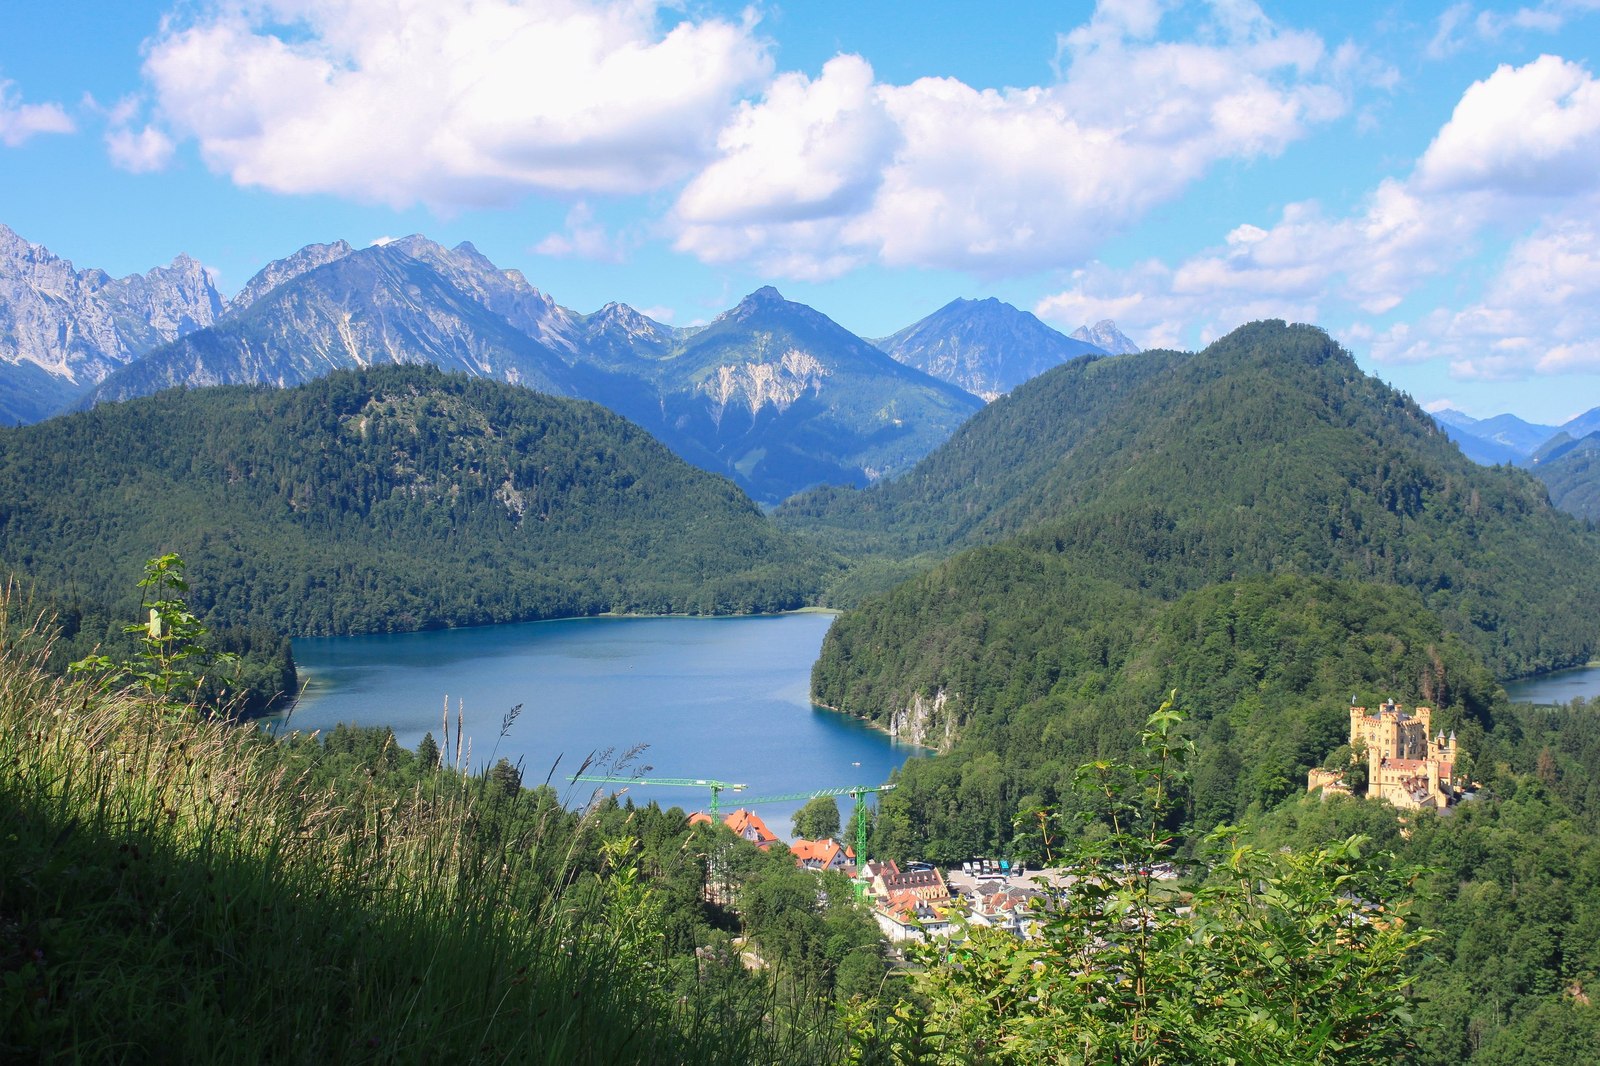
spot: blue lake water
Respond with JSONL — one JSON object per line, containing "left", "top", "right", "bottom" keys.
{"left": 276, "top": 612, "right": 922, "bottom": 835}
{"left": 1503, "top": 664, "right": 1600, "bottom": 706}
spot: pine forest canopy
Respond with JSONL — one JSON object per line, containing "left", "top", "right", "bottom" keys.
{"left": 0, "top": 366, "right": 826, "bottom": 637}
{"left": 782, "top": 320, "right": 1600, "bottom": 680}
{"left": 799, "top": 319, "right": 1600, "bottom": 882}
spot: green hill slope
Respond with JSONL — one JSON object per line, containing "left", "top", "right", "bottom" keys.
{"left": 846, "top": 572, "right": 1500, "bottom": 863}
{"left": 0, "top": 366, "right": 824, "bottom": 636}
{"left": 1534, "top": 432, "right": 1600, "bottom": 521}
{"left": 786, "top": 321, "right": 1600, "bottom": 677}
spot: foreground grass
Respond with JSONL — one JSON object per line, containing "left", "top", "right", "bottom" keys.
{"left": 0, "top": 609, "right": 826, "bottom": 1063}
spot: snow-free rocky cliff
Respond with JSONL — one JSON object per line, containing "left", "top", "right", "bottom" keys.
{"left": 0, "top": 224, "right": 223, "bottom": 422}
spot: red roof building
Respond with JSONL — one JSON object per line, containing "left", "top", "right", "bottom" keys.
{"left": 790, "top": 837, "right": 856, "bottom": 873}
{"left": 721, "top": 808, "right": 779, "bottom": 850}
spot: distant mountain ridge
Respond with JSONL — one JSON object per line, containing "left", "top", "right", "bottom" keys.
{"left": 1430, "top": 405, "right": 1599, "bottom": 464}
{"left": 228, "top": 239, "right": 353, "bottom": 312}
{"left": 1429, "top": 404, "right": 1600, "bottom": 519}
{"left": 74, "top": 235, "right": 981, "bottom": 502}
{"left": 637, "top": 286, "right": 983, "bottom": 501}
{"left": 1430, "top": 408, "right": 1558, "bottom": 465}
{"left": 875, "top": 297, "right": 1105, "bottom": 401}
{"left": 87, "top": 242, "right": 588, "bottom": 402}
{"left": 0, "top": 223, "right": 224, "bottom": 422}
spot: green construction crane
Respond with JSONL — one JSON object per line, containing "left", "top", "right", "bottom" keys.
{"left": 570, "top": 774, "right": 748, "bottom": 819}
{"left": 738, "top": 783, "right": 896, "bottom": 871}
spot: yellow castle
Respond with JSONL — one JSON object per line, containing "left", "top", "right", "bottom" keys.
{"left": 1308, "top": 699, "right": 1462, "bottom": 810}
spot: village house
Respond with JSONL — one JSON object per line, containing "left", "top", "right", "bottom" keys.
{"left": 873, "top": 891, "right": 955, "bottom": 942}
{"left": 789, "top": 836, "right": 855, "bottom": 874}
{"left": 689, "top": 807, "right": 780, "bottom": 850}
{"left": 863, "top": 859, "right": 953, "bottom": 905}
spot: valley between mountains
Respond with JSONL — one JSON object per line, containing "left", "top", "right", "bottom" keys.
{"left": 6, "top": 224, "right": 1600, "bottom": 1062}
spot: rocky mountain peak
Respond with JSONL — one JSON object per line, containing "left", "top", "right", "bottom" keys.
{"left": 713, "top": 286, "right": 797, "bottom": 327}
{"left": 229, "top": 239, "right": 354, "bottom": 313}
{"left": 381, "top": 235, "right": 580, "bottom": 352}
{"left": 1, "top": 225, "right": 222, "bottom": 414}
{"left": 878, "top": 296, "right": 1102, "bottom": 401}
{"left": 1069, "top": 319, "right": 1139, "bottom": 355}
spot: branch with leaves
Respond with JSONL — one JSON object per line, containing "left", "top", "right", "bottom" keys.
{"left": 70, "top": 553, "right": 238, "bottom": 709}
{"left": 860, "top": 694, "right": 1431, "bottom": 1065}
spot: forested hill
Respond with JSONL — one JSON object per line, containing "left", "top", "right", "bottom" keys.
{"left": 1534, "top": 432, "right": 1600, "bottom": 521}
{"left": 785, "top": 320, "right": 1600, "bottom": 678}
{"left": 845, "top": 573, "right": 1502, "bottom": 861}
{"left": 0, "top": 366, "right": 825, "bottom": 635}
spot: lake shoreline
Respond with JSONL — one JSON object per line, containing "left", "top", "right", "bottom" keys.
{"left": 279, "top": 613, "right": 915, "bottom": 816}
{"left": 1502, "top": 661, "right": 1600, "bottom": 706}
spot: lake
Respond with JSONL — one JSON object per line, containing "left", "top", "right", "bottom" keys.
{"left": 276, "top": 612, "right": 922, "bottom": 836}
{"left": 1503, "top": 663, "right": 1600, "bottom": 706}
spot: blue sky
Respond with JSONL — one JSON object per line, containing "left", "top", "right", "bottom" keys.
{"left": 3, "top": 0, "right": 1599, "bottom": 424}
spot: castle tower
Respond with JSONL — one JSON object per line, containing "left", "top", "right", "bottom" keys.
{"left": 1324, "top": 698, "right": 1460, "bottom": 810}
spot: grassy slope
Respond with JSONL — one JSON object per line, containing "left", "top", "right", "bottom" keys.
{"left": 0, "top": 613, "right": 828, "bottom": 1063}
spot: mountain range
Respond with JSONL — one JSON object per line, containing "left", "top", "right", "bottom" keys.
{"left": 1430, "top": 405, "right": 1600, "bottom": 520}
{"left": 1431, "top": 405, "right": 1600, "bottom": 465}
{"left": 0, "top": 223, "right": 224, "bottom": 423}
{"left": 2, "top": 225, "right": 1131, "bottom": 503}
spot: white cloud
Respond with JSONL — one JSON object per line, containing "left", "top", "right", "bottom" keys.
{"left": 0, "top": 78, "right": 74, "bottom": 147}
{"left": 1375, "top": 218, "right": 1600, "bottom": 380}
{"left": 534, "top": 201, "right": 628, "bottom": 262}
{"left": 1427, "top": 3, "right": 1476, "bottom": 59}
{"left": 671, "top": 0, "right": 1353, "bottom": 278}
{"left": 1427, "top": 0, "right": 1600, "bottom": 55}
{"left": 140, "top": 0, "right": 772, "bottom": 208}
{"left": 106, "top": 125, "right": 175, "bottom": 173}
{"left": 1415, "top": 54, "right": 1600, "bottom": 197}
{"left": 1033, "top": 174, "right": 1470, "bottom": 346}
{"left": 1477, "top": 1, "right": 1599, "bottom": 38}
{"left": 1035, "top": 50, "right": 1600, "bottom": 388}
{"left": 1035, "top": 254, "right": 1323, "bottom": 352}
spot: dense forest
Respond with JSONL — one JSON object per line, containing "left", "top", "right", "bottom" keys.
{"left": 807, "top": 322, "right": 1600, "bottom": 869}
{"left": 0, "top": 366, "right": 827, "bottom": 638}
{"left": 783, "top": 321, "right": 1600, "bottom": 678}
{"left": 842, "top": 574, "right": 1497, "bottom": 862}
